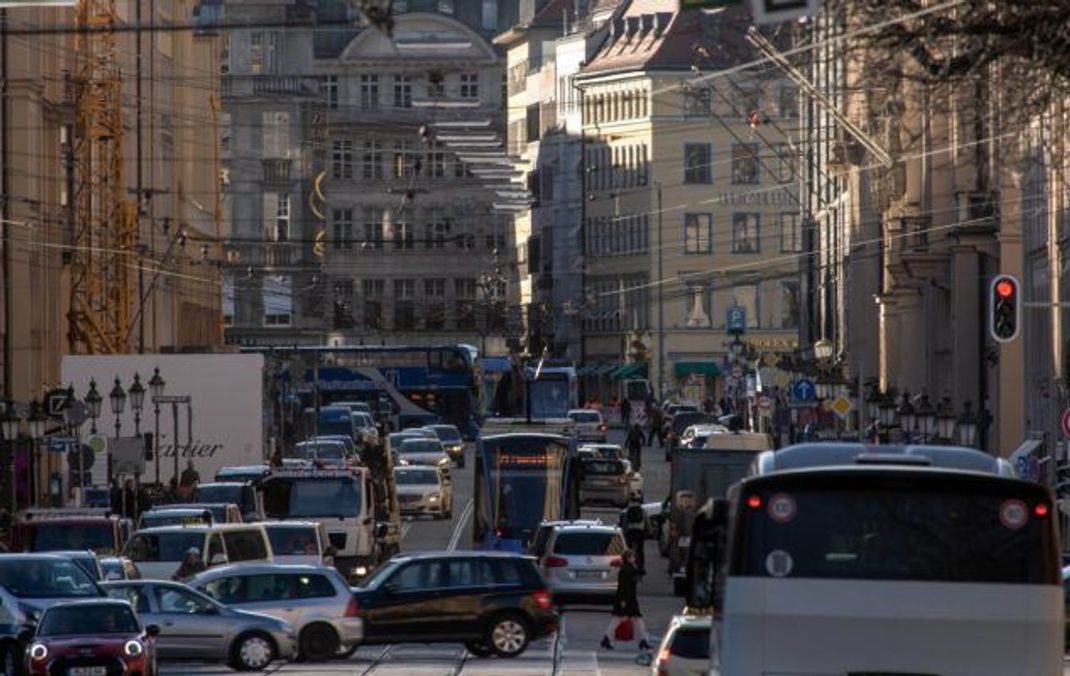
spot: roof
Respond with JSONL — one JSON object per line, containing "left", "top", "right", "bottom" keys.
{"left": 132, "top": 523, "right": 264, "bottom": 535}
{"left": 752, "top": 443, "right": 1016, "bottom": 477}
{"left": 193, "top": 563, "right": 332, "bottom": 578}
{"left": 579, "top": 3, "right": 756, "bottom": 77}
{"left": 261, "top": 520, "right": 321, "bottom": 529}
{"left": 42, "top": 598, "right": 132, "bottom": 610}
{"left": 387, "top": 550, "right": 536, "bottom": 563}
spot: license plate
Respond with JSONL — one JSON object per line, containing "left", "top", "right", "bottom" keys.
{"left": 576, "top": 571, "right": 604, "bottom": 579}
{"left": 677, "top": 536, "right": 691, "bottom": 547}
{"left": 69, "top": 668, "right": 107, "bottom": 676}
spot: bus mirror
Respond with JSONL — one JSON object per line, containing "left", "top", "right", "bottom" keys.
{"left": 374, "top": 522, "right": 389, "bottom": 539}
{"left": 711, "top": 498, "right": 729, "bottom": 528}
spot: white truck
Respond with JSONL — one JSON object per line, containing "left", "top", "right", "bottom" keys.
{"left": 61, "top": 354, "right": 266, "bottom": 486}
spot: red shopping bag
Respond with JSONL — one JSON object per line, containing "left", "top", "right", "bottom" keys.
{"left": 614, "top": 617, "right": 635, "bottom": 642}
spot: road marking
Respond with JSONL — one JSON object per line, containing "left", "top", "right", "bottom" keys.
{"left": 447, "top": 499, "right": 474, "bottom": 551}
{"left": 358, "top": 645, "right": 395, "bottom": 675}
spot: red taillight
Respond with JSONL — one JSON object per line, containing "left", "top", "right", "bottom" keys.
{"left": 531, "top": 589, "right": 553, "bottom": 609}
{"left": 345, "top": 596, "right": 359, "bottom": 617}
{"left": 609, "top": 556, "right": 622, "bottom": 567}
{"left": 598, "top": 424, "right": 608, "bottom": 432}
{"left": 544, "top": 555, "right": 569, "bottom": 568}
{"left": 747, "top": 494, "right": 762, "bottom": 509}
{"left": 494, "top": 528, "right": 505, "bottom": 539}
{"left": 658, "top": 647, "right": 671, "bottom": 662}
{"left": 1035, "top": 503, "right": 1050, "bottom": 517}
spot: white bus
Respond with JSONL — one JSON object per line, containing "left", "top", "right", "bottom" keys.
{"left": 691, "top": 443, "right": 1063, "bottom": 676}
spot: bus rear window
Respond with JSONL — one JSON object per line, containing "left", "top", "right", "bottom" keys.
{"left": 732, "top": 477, "right": 1058, "bottom": 585}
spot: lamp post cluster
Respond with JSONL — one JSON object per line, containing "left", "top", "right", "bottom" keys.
{"left": 865, "top": 388, "right": 980, "bottom": 448}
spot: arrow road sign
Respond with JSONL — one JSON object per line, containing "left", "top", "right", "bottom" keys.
{"left": 791, "top": 379, "right": 816, "bottom": 403}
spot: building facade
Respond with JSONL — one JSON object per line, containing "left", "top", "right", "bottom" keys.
{"left": 576, "top": 3, "right": 801, "bottom": 403}
{"left": 223, "top": 0, "right": 520, "bottom": 352}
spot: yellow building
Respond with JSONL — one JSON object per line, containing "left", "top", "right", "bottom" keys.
{"left": 575, "top": 3, "right": 801, "bottom": 402}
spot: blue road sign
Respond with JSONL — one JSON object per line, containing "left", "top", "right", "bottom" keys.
{"left": 726, "top": 306, "right": 747, "bottom": 333}
{"left": 791, "top": 379, "right": 816, "bottom": 403}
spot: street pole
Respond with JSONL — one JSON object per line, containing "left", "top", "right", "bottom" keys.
{"left": 1, "top": 9, "right": 11, "bottom": 401}
{"left": 171, "top": 401, "right": 179, "bottom": 490}
{"left": 655, "top": 183, "right": 664, "bottom": 400}
{"left": 153, "top": 400, "right": 160, "bottom": 487}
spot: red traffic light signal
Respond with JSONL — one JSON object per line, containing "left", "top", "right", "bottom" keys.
{"left": 989, "top": 274, "right": 1021, "bottom": 343}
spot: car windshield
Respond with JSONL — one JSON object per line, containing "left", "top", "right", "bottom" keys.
{"left": 124, "top": 532, "right": 205, "bottom": 562}
{"left": 0, "top": 558, "right": 100, "bottom": 598}
{"left": 670, "top": 627, "right": 711, "bottom": 659}
{"left": 354, "top": 414, "right": 375, "bottom": 426}
{"left": 552, "top": 531, "right": 623, "bottom": 556}
{"left": 294, "top": 443, "right": 345, "bottom": 460}
{"left": 399, "top": 440, "right": 441, "bottom": 454}
{"left": 395, "top": 469, "right": 440, "bottom": 485}
{"left": 24, "top": 523, "right": 116, "bottom": 555}
{"left": 265, "top": 526, "right": 319, "bottom": 556}
{"left": 431, "top": 426, "right": 461, "bottom": 442}
{"left": 529, "top": 379, "right": 571, "bottom": 418}
{"left": 569, "top": 411, "right": 600, "bottom": 423}
{"left": 39, "top": 605, "right": 139, "bottom": 636}
{"left": 262, "top": 477, "right": 362, "bottom": 519}
{"left": 196, "top": 484, "right": 243, "bottom": 504}
{"left": 582, "top": 459, "right": 624, "bottom": 475}
{"left": 585, "top": 446, "right": 621, "bottom": 459}
{"left": 66, "top": 554, "right": 102, "bottom": 581}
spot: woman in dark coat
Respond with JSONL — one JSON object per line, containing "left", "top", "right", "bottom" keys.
{"left": 601, "top": 549, "right": 652, "bottom": 650}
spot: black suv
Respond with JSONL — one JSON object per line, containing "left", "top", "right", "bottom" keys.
{"left": 351, "top": 551, "right": 558, "bottom": 657}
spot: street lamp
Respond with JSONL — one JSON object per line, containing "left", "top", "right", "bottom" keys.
{"left": 109, "top": 377, "right": 126, "bottom": 439}
{"left": 878, "top": 392, "right": 897, "bottom": 428}
{"left": 3, "top": 404, "right": 22, "bottom": 513}
{"left": 958, "top": 400, "right": 979, "bottom": 448}
{"left": 149, "top": 367, "right": 165, "bottom": 487}
{"left": 897, "top": 392, "right": 916, "bottom": 441}
{"left": 915, "top": 393, "right": 937, "bottom": 442}
{"left": 27, "top": 399, "right": 47, "bottom": 507}
{"left": 85, "top": 379, "right": 102, "bottom": 434}
{"left": 866, "top": 388, "right": 881, "bottom": 422}
{"left": 129, "top": 373, "right": 145, "bottom": 435}
{"left": 936, "top": 396, "right": 957, "bottom": 442}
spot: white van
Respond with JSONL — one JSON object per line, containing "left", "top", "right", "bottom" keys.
{"left": 122, "top": 523, "right": 273, "bottom": 580}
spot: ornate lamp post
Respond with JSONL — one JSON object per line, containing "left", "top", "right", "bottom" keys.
{"left": 128, "top": 373, "right": 145, "bottom": 436}
{"left": 958, "top": 400, "right": 979, "bottom": 448}
{"left": 915, "top": 393, "right": 937, "bottom": 443}
{"left": 27, "top": 400, "right": 47, "bottom": 507}
{"left": 935, "top": 396, "right": 957, "bottom": 442}
{"left": 878, "top": 391, "right": 897, "bottom": 429}
{"left": 896, "top": 391, "right": 916, "bottom": 442}
{"left": 85, "top": 379, "right": 102, "bottom": 434}
{"left": 3, "top": 404, "right": 21, "bottom": 513}
{"left": 148, "top": 368, "right": 165, "bottom": 487}
{"left": 109, "top": 377, "right": 126, "bottom": 439}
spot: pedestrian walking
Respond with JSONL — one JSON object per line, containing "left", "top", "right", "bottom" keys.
{"left": 600, "top": 549, "right": 652, "bottom": 651}
{"left": 621, "top": 398, "right": 632, "bottom": 426}
{"left": 647, "top": 406, "right": 664, "bottom": 447}
{"left": 625, "top": 423, "right": 644, "bottom": 472}
{"left": 619, "top": 493, "right": 650, "bottom": 574}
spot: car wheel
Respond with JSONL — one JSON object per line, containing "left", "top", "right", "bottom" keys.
{"left": 300, "top": 623, "right": 340, "bottom": 662}
{"left": 485, "top": 613, "right": 530, "bottom": 658}
{"left": 464, "top": 641, "right": 493, "bottom": 658}
{"left": 1, "top": 641, "right": 22, "bottom": 676}
{"left": 230, "top": 631, "right": 275, "bottom": 671}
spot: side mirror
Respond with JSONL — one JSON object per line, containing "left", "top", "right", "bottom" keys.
{"left": 145, "top": 624, "right": 161, "bottom": 637}
{"left": 209, "top": 553, "right": 228, "bottom": 567}
{"left": 635, "top": 653, "right": 653, "bottom": 667}
{"left": 373, "top": 522, "right": 389, "bottom": 539}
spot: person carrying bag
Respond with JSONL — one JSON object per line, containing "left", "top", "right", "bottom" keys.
{"left": 601, "top": 549, "right": 652, "bottom": 651}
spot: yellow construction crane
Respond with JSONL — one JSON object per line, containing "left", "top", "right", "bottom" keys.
{"left": 67, "top": 0, "right": 137, "bottom": 354}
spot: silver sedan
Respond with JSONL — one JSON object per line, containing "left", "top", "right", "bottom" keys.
{"left": 101, "top": 579, "right": 297, "bottom": 671}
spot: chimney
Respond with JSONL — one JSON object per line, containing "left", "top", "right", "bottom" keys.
{"left": 640, "top": 13, "right": 654, "bottom": 33}
{"left": 625, "top": 16, "right": 640, "bottom": 37}
{"left": 611, "top": 17, "right": 625, "bottom": 39}
{"left": 654, "top": 12, "right": 671, "bottom": 35}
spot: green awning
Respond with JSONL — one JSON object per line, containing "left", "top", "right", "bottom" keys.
{"left": 611, "top": 363, "right": 648, "bottom": 380}
{"left": 674, "top": 361, "right": 721, "bottom": 378}
{"left": 597, "top": 364, "right": 621, "bottom": 376}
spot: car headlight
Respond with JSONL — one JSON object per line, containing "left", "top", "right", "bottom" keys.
{"left": 124, "top": 640, "right": 143, "bottom": 657}
{"left": 29, "top": 643, "right": 48, "bottom": 661}
{"left": 428, "top": 494, "right": 439, "bottom": 503}
{"left": 352, "top": 565, "right": 368, "bottom": 577}
{"left": 437, "top": 457, "right": 450, "bottom": 466}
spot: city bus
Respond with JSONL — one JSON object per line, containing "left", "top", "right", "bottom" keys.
{"left": 473, "top": 433, "right": 581, "bottom": 552}
{"left": 688, "top": 443, "right": 1062, "bottom": 676}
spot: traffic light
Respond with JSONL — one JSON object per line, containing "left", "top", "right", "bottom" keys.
{"left": 989, "top": 274, "right": 1021, "bottom": 342}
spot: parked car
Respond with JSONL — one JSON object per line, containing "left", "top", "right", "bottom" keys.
{"left": 158, "top": 503, "right": 243, "bottom": 524}
{"left": 12, "top": 508, "right": 132, "bottom": 556}
{"left": 351, "top": 551, "right": 558, "bottom": 658}
{"left": 579, "top": 457, "right": 634, "bottom": 507}
{"left": 25, "top": 599, "right": 158, "bottom": 676}
{"left": 537, "top": 523, "right": 625, "bottom": 602}
{"left": 568, "top": 409, "right": 608, "bottom": 442}
{"left": 424, "top": 424, "right": 466, "bottom": 467}
{"left": 262, "top": 521, "right": 333, "bottom": 566}
{"left": 0, "top": 586, "right": 33, "bottom": 675}
{"left": 102, "top": 579, "right": 297, "bottom": 671}
{"left": 649, "top": 614, "right": 711, "bottom": 675}
{"left": 397, "top": 438, "right": 451, "bottom": 468}
{"left": 191, "top": 563, "right": 362, "bottom": 662}
{"left": 394, "top": 466, "right": 452, "bottom": 519}
{"left": 0, "top": 554, "right": 103, "bottom": 618}
{"left": 123, "top": 524, "right": 273, "bottom": 580}
{"left": 138, "top": 507, "right": 215, "bottom": 530}
{"left": 195, "top": 481, "right": 263, "bottom": 522}
{"left": 100, "top": 556, "right": 141, "bottom": 581}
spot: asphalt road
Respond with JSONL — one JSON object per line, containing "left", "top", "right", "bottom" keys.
{"left": 160, "top": 428, "right": 677, "bottom": 675}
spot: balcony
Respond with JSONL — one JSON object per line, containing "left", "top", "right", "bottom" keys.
{"left": 902, "top": 216, "right": 931, "bottom": 250}
{"left": 264, "top": 243, "right": 296, "bottom": 268}
{"left": 262, "top": 159, "right": 293, "bottom": 184}
{"left": 222, "top": 75, "right": 320, "bottom": 99}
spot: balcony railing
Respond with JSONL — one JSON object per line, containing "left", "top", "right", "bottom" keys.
{"left": 262, "top": 159, "right": 293, "bottom": 183}
{"left": 222, "top": 75, "right": 320, "bottom": 98}
{"left": 902, "top": 216, "right": 931, "bottom": 250}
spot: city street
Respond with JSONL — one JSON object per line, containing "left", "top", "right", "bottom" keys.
{"left": 160, "top": 429, "right": 677, "bottom": 675}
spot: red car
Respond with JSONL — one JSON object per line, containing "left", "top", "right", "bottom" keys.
{"left": 25, "top": 599, "right": 159, "bottom": 676}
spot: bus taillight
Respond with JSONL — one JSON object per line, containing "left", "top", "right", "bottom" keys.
{"left": 1035, "top": 503, "right": 1050, "bottom": 517}
{"left": 747, "top": 494, "right": 762, "bottom": 509}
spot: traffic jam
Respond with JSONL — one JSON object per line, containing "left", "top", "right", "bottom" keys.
{"left": 0, "top": 352, "right": 1066, "bottom": 676}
